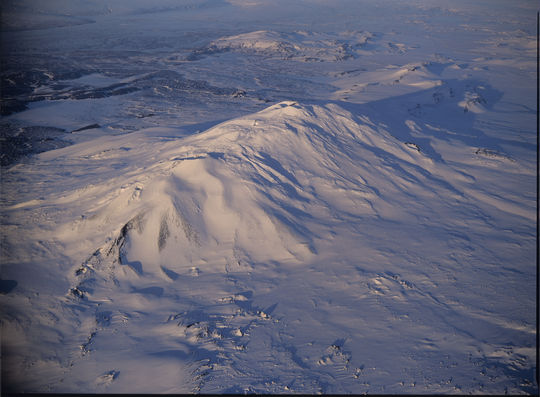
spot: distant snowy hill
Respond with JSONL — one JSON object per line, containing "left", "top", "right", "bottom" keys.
{"left": 189, "top": 30, "right": 373, "bottom": 61}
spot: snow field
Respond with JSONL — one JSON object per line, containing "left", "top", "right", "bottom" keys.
{"left": 2, "top": 98, "right": 536, "bottom": 392}
{"left": 1, "top": 0, "right": 537, "bottom": 393}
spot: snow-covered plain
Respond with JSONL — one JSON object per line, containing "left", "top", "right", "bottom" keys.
{"left": 1, "top": 0, "right": 538, "bottom": 394}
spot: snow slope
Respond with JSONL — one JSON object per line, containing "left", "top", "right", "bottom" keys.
{"left": 1, "top": 98, "right": 536, "bottom": 393}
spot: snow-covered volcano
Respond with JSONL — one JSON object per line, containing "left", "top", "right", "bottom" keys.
{"left": 1, "top": 0, "right": 537, "bottom": 394}
{"left": 1, "top": 99, "right": 535, "bottom": 393}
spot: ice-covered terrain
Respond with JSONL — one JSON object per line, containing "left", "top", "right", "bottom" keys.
{"left": 1, "top": 0, "right": 538, "bottom": 394}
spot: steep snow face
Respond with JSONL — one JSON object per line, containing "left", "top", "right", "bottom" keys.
{"left": 1, "top": 101, "right": 535, "bottom": 393}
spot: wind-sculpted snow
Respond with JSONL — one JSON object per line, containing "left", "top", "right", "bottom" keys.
{"left": 1, "top": 100, "right": 536, "bottom": 393}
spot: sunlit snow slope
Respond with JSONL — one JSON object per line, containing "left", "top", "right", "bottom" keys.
{"left": 1, "top": 98, "right": 536, "bottom": 393}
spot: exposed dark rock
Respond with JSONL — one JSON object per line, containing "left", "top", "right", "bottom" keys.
{"left": 72, "top": 124, "right": 101, "bottom": 133}
{"left": 0, "top": 279, "right": 18, "bottom": 294}
{"left": 0, "top": 124, "right": 70, "bottom": 166}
